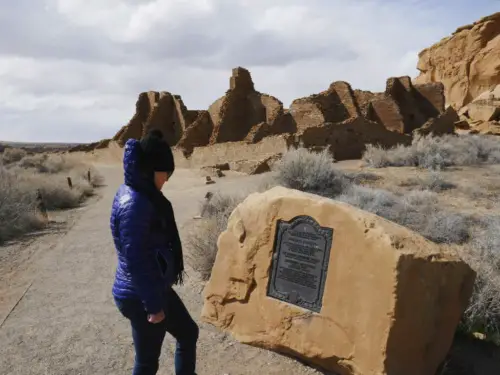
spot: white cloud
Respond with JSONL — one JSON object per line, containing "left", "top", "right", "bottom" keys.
{"left": 0, "top": 0, "right": 498, "bottom": 142}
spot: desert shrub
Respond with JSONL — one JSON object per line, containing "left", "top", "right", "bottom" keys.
{"left": 363, "top": 134, "right": 500, "bottom": 170}
{"left": 186, "top": 192, "right": 245, "bottom": 280}
{"left": 274, "top": 147, "right": 351, "bottom": 197}
{"left": 2, "top": 148, "right": 27, "bottom": 165}
{"left": 461, "top": 217, "right": 500, "bottom": 344}
{"left": 0, "top": 167, "right": 45, "bottom": 244}
{"left": 337, "top": 185, "right": 470, "bottom": 244}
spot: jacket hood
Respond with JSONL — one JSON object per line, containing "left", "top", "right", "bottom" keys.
{"left": 123, "top": 139, "right": 153, "bottom": 190}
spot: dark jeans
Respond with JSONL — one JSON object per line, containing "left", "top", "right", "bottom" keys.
{"left": 115, "top": 287, "right": 199, "bottom": 375}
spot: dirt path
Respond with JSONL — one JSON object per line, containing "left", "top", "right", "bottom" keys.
{"left": 0, "top": 165, "right": 325, "bottom": 375}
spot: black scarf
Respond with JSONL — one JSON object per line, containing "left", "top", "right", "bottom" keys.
{"left": 129, "top": 175, "right": 185, "bottom": 286}
{"left": 146, "top": 187, "right": 185, "bottom": 286}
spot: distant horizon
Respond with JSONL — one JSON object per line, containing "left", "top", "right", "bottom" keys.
{"left": 0, "top": 1, "right": 498, "bottom": 144}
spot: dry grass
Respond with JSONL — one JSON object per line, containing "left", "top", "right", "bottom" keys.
{"left": 0, "top": 154, "right": 103, "bottom": 244}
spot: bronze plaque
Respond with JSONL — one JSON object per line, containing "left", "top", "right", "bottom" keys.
{"left": 267, "top": 215, "right": 334, "bottom": 313}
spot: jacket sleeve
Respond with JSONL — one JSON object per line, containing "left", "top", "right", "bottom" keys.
{"left": 118, "top": 196, "right": 164, "bottom": 314}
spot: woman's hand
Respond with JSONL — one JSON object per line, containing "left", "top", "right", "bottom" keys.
{"left": 147, "top": 310, "right": 165, "bottom": 324}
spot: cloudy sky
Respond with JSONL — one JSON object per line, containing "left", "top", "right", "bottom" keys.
{"left": 0, "top": 0, "right": 498, "bottom": 143}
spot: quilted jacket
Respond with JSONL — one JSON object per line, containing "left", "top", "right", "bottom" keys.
{"left": 110, "top": 139, "right": 175, "bottom": 314}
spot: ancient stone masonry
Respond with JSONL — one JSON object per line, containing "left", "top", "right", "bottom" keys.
{"left": 101, "top": 56, "right": 462, "bottom": 164}
{"left": 415, "top": 12, "right": 500, "bottom": 109}
{"left": 112, "top": 91, "right": 201, "bottom": 148}
{"left": 208, "top": 67, "right": 293, "bottom": 144}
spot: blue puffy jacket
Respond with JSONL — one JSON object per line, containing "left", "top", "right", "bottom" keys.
{"left": 110, "top": 139, "right": 175, "bottom": 314}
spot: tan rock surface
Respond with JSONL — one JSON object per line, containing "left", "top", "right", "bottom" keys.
{"left": 469, "top": 120, "right": 500, "bottom": 135}
{"left": 201, "top": 187, "right": 475, "bottom": 375}
{"left": 467, "top": 85, "right": 500, "bottom": 122}
{"left": 415, "top": 12, "right": 500, "bottom": 109}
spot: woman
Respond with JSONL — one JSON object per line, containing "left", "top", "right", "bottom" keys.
{"left": 110, "top": 130, "right": 198, "bottom": 375}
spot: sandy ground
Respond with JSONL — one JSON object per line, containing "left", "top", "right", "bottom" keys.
{"left": 0, "top": 164, "right": 326, "bottom": 375}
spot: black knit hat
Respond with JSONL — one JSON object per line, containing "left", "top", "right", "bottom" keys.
{"left": 139, "top": 129, "right": 175, "bottom": 175}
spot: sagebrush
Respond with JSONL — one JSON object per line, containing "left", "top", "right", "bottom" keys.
{"left": 461, "top": 217, "right": 500, "bottom": 345}
{"left": 363, "top": 134, "right": 500, "bottom": 170}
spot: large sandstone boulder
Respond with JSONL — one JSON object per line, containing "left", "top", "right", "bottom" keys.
{"left": 202, "top": 187, "right": 475, "bottom": 375}
{"left": 208, "top": 67, "right": 293, "bottom": 144}
{"left": 415, "top": 12, "right": 500, "bottom": 109}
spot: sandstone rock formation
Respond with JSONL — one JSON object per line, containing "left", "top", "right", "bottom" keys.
{"left": 453, "top": 85, "right": 500, "bottom": 135}
{"left": 415, "top": 12, "right": 500, "bottom": 109}
{"left": 208, "top": 67, "right": 294, "bottom": 144}
{"left": 470, "top": 121, "right": 500, "bottom": 135}
{"left": 467, "top": 84, "right": 500, "bottom": 122}
{"left": 202, "top": 187, "right": 475, "bottom": 375}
